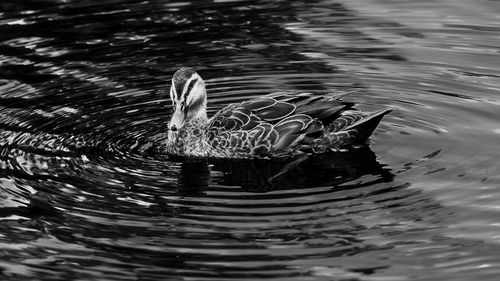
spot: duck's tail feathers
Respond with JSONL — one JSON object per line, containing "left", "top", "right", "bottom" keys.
{"left": 345, "top": 108, "right": 392, "bottom": 145}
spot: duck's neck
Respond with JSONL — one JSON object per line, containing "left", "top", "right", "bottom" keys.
{"left": 168, "top": 110, "right": 210, "bottom": 156}
{"left": 185, "top": 112, "right": 209, "bottom": 133}
{"left": 191, "top": 105, "right": 208, "bottom": 124}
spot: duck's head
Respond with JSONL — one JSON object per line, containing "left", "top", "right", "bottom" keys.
{"left": 168, "top": 67, "right": 207, "bottom": 132}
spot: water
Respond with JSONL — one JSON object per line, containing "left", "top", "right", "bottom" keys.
{"left": 0, "top": 0, "right": 499, "bottom": 280}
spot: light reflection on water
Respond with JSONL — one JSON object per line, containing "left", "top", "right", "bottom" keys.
{"left": 0, "top": 0, "right": 499, "bottom": 280}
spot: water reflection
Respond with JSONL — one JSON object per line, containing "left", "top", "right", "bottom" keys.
{"left": 209, "top": 147, "right": 393, "bottom": 191}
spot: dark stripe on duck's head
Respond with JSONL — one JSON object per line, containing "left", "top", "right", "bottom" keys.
{"left": 183, "top": 78, "right": 198, "bottom": 102}
{"left": 190, "top": 94, "right": 205, "bottom": 109}
{"left": 172, "top": 67, "right": 197, "bottom": 99}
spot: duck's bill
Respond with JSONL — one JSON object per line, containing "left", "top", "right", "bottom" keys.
{"left": 168, "top": 107, "right": 185, "bottom": 131}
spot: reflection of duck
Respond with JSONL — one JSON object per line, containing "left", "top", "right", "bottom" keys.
{"left": 210, "top": 146, "right": 394, "bottom": 191}
{"left": 175, "top": 146, "right": 393, "bottom": 192}
{"left": 164, "top": 67, "right": 391, "bottom": 158}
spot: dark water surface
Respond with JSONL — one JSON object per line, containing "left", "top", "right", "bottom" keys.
{"left": 1, "top": 0, "right": 499, "bottom": 280}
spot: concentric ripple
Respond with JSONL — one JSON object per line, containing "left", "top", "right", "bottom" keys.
{"left": 1, "top": 0, "right": 500, "bottom": 280}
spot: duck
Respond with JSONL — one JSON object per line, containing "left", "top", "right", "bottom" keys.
{"left": 163, "top": 67, "right": 391, "bottom": 159}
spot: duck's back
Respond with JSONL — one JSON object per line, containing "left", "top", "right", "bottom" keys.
{"left": 207, "top": 92, "right": 391, "bottom": 158}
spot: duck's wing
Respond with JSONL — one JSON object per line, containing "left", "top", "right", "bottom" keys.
{"left": 208, "top": 92, "right": 350, "bottom": 131}
{"left": 207, "top": 93, "right": 352, "bottom": 157}
{"left": 207, "top": 97, "right": 286, "bottom": 134}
